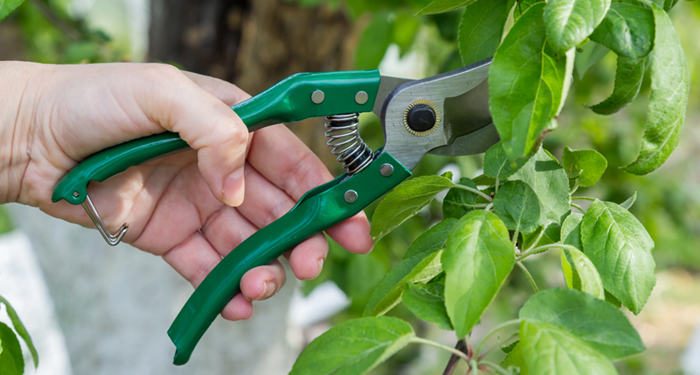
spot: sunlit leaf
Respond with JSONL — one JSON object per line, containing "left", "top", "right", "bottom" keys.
{"left": 623, "top": 3, "right": 690, "bottom": 175}
{"left": 290, "top": 317, "right": 415, "bottom": 375}
{"left": 404, "top": 219, "right": 457, "bottom": 259}
{"left": 489, "top": 3, "right": 571, "bottom": 161}
{"left": 371, "top": 175, "right": 454, "bottom": 241}
{"left": 457, "top": 0, "right": 510, "bottom": 66}
{"left": 520, "top": 321, "right": 618, "bottom": 374}
{"left": 501, "top": 342, "right": 529, "bottom": 375}
{"left": 562, "top": 147, "right": 608, "bottom": 187}
{"left": 443, "top": 211, "right": 514, "bottom": 338}
{"left": 0, "top": 322, "right": 23, "bottom": 375}
{"left": 0, "top": 0, "right": 24, "bottom": 21}
{"left": 561, "top": 247, "right": 605, "bottom": 299}
{"left": 581, "top": 200, "right": 655, "bottom": 314}
{"left": 544, "top": 0, "right": 611, "bottom": 53}
{"left": 590, "top": 0, "right": 654, "bottom": 59}
{"left": 483, "top": 142, "right": 529, "bottom": 180}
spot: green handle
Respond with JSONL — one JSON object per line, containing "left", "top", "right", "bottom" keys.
{"left": 52, "top": 69, "right": 381, "bottom": 205}
{"left": 167, "top": 152, "right": 411, "bottom": 365}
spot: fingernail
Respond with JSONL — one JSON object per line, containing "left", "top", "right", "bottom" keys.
{"left": 314, "top": 258, "right": 324, "bottom": 279}
{"left": 223, "top": 168, "right": 244, "bottom": 206}
{"left": 260, "top": 281, "right": 276, "bottom": 300}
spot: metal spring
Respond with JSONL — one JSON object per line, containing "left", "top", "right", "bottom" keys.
{"left": 324, "top": 113, "right": 373, "bottom": 175}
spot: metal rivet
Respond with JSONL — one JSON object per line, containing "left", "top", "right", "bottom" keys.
{"left": 380, "top": 164, "right": 394, "bottom": 177}
{"left": 73, "top": 192, "right": 80, "bottom": 198}
{"left": 355, "top": 91, "right": 369, "bottom": 105}
{"left": 344, "top": 190, "right": 358, "bottom": 204}
{"left": 311, "top": 90, "right": 325, "bottom": 104}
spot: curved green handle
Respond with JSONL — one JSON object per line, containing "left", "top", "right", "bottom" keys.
{"left": 167, "top": 152, "right": 411, "bottom": 365}
{"left": 52, "top": 69, "right": 381, "bottom": 205}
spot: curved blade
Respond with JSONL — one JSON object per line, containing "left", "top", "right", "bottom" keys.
{"left": 379, "top": 58, "right": 498, "bottom": 170}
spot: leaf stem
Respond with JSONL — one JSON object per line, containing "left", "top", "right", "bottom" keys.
{"left": 495, "top": 178, "right": 500, "bottom": 194}
{"left": 571, "top": 202, "right": 585, "bottom": 213}
{"left": 478, "top": 332, "right": 519, "bottom": 360}
{"left": 516, "top": 243, "right": 578, "bottom": 262}
{"left": 485, "top": 203, "right": 494, "bottom": 212}
{"left": 512, "top": 227, "right": 520, "bottom": 249}
{"left": 474, "top": 319, "right": 522, "bottom": 357}
{"left": 411, "top": 337, "right": 471, "bottom": 363}
{"left": 454, "top": 184, "right": 493, "bottom": 202}
{"left": 517, "top": 262, "right": 539, "bottom": 293}
{"left": 480, "top": 361, "right": 513, "bottom": 375}
{"left": 470, "top": 359, "right": 479, "bottom": 374}
{"left": 572, "top": 196, "right": 596, "bottom": 201}
{"left": 570, "top": 181, "right": 579, "bottom": 195}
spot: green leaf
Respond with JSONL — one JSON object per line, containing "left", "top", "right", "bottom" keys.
{"left": 392, "top": 13, "right": 421, "bottom": 57}
{"left": 501, "top": 342, "right": 529, "bottom": 375}
{"left": 620, "top": 192, "right": 637, "bottom": 210}
{"left": 520, "top": 288, "right": 645, "bottom": 359}
{"left": 575, "top": 41, "right": 610, "bottom": 79}
{"left": 523, "top": 223, "right": 561, "bottom": 249}
{"left": 290, "top": 317, "right": 415, "bottom": 375}
{"left": 494, "top": 181, "right": 542, "bottom": 234}
{"left": 664, "top": 0, "right": 678, "bottom": 11}
{"left": 472, "top": 174, "right": 496, "bottom": 186}
{"left": 404, "top": 218, "right": 458, "bottom": 259}
{"left": 443, "top": 211, "right": 515, "bottom": 338}
{"left": 364, "top": 251, "right": 444, "bottom": 316}
{"left": 0, "top": 0, "right": 24, "bottom": 21}
{"left": 371, "top": 175, "right": 454, "bottom": 241}
{"left": 561, "top": 212, "right": 583, "bottom": 249}
{"left": 544, "top": 0, "right": 611, "bottom": 53}
{"left": 520, "top": 321, "right": 618, "bottom": 374}
{"left": 355, "top": 13, "right": 392, "bottom": 70}
{"left": 483, "top": 141, "right": 529, "bottom": 180}
{"left": 403, "top": 281, "right": 453, "bottom": 330}
{"left": 562, "top": 147, "right": 608, "bottom": 187}
{"left": 561, "top": 247, "right": 605, "bottom": 299}
{"left": 417, "top": 0, "right": 475, "bottom": 15}
{"left": 590, "top": 0, "right": 654, "bottom": 59}
{"left": 457, "top": 0, "right": 510, "bottom": 66}
{"left": 0, "top": 296, "right": 37, "bottom": 368}
{"left": 581, "top": 200, "right": 655, "bottom": 314}
{"left": 513, "top": 0, "right": 544, "bottom": 21}
{"left": 623, "top": 3, "right": 690, "bottom": 175}
{"left": 510, "top": 147, "right": 572, "bottom": 226}
{"left": 589, "top": 55, "right": 649, "bottom": 115}
{"left": 442, "top": 178, "right": 489, "bottom": 219}
{"left": 0, "top": 322, "right": 23, "bottom": 375}
{"left": 489, "top": 3, "right": 571, "bottom": 161}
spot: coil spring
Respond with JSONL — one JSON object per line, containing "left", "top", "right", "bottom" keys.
{"left": 325, "top": 113, "right": 373, "bottom": 175}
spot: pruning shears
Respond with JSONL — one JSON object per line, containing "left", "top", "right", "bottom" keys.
{"left": 51, "top": 57, "right": 498, "bottom": 365}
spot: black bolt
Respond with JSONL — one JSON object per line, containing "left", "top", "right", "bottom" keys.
{"left": 406, "top": 104, "right": 437, "bottom": 133}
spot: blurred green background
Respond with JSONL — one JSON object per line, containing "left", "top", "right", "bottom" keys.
{"left": 2, "top": 0, "right": 700, "bottom": 373}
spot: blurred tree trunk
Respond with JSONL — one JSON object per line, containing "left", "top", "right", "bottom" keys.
{"left": 149, "top": 0, "right": 362, "bottom": 168}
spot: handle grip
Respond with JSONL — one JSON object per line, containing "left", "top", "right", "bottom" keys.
{"left": 52, "top": 69, "right": 381, "bottom": 205}
{"left": 167, "top": 152, "right": 411, "bottom": 365}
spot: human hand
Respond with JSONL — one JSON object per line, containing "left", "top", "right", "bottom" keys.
{"left": 0, "top": 61, "right": 374, "bottom": 320}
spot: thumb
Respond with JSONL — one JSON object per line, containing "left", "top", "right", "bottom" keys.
{"left": 137, "top": 64, "right": 249, "bottom": 206}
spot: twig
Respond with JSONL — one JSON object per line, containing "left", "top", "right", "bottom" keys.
{"left": 442, "top": 339, "right": 468, "bottom": 375}
{"left": 412, "top": 337, "right": 471, "bottom": 363}
{"left": 454, "top": 184, "right": 493, "bottom": 202}
{"left": 572, "top": 196, "right": 596, "bottom": 201}
{"left": 517, "top": 262, "right": 539, "bottom": 293}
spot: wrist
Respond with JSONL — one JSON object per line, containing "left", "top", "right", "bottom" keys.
{"left": 0, "top": 62, "right": 34, "bottom": 204}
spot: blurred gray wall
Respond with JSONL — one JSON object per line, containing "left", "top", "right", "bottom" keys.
{"left": 7, "top": 203, "right": 296, "bottom": 375}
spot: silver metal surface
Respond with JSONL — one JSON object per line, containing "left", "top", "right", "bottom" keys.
{"left": 355, "top": 91, "right": 369, "bottom": 105}
{"left": 379, "top": 163, "right": 394, "bottom": 177}
{"left": 311, "top": 90, "right": 325, "bottom": 104}
{"left": 344, "top": 190, "right": 358, "bottom": 204}
{"left": 372, "top": 75, "right": 413, "bottom": 118}
{"left": 80, "top": 194, "right": 128, "bottom": 246}
{"left": 379, "top": 58, "right": 497, "bottom": 171}
{"left": 325, "top": 114, "right": 373, "bottom": 174}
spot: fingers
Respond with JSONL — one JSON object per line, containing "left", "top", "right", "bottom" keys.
{"left": 135, "top": 64, "right": 249, "bottom": 207}
{"left": 248, "top": 125, "right": 374, "bottom": 254}
{"left": 182, "top": 71, "right": 251, "bottom": 106}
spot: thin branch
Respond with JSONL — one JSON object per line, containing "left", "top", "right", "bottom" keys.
{"left": 572, "top": 196, "right": 596, "bottom": 201}
{"left": 571, "top": 202, "right": 585, "bottom": 213}
{"left": 453, "top": 184, "right": 493, "bottom": 202}
{"left": 516, "top": 243, "right": 578, "bottom": 262}
{"left": 412, "top": 337, "right": 471, "bottom": 363}
{"left": 517, "top": 262, "right": 539, "bottom": 293}
{"left": 442, "top": 339, "right": 468, "bottom": 375}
